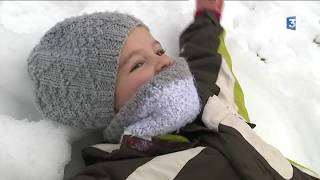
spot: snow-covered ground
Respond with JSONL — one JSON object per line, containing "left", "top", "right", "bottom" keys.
{"left": 0, "top": 1, "right": 319, "bottom": 180}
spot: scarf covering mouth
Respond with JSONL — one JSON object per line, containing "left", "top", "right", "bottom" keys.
{"left": 103, "top": 57, "right": 201, "bottom": 143}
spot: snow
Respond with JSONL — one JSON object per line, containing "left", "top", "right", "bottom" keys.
{"left": 222, "top": 1, "right": 320, "bottom": 173}
{"left": 0, "top": 1, "right": 319, "bottom": 180}
{"left": 0, "top": 115, "right": 74, "bottom": 180}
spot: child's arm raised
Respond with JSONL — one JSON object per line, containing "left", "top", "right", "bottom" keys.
{"left": 179, "top": 0, "right": 250, "bottom": 122}
{"left": 179, "top": 0, "right": 224, "bottom": 110}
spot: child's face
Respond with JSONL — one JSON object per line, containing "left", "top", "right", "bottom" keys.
{"left": 115, "top": 26, "right": 174, "bottom": 111}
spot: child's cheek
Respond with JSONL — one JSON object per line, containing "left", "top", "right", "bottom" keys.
{"left": 128, "top": 69, "right": 154, "bottom": 96}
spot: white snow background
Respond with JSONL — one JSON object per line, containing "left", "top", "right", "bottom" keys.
{"left": 0, "top": 1, "right": 319, "bottom": 180}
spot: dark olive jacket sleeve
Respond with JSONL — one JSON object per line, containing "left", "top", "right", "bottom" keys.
{"left": 179, "top": 10, "right": 223, "bottom": 109}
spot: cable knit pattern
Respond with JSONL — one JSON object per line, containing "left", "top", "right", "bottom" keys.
{"left": 103, "top": 57, "right": 201, "bottom": 143}
{"left": 27, "top": 11, "right": 148, "bottom": 129}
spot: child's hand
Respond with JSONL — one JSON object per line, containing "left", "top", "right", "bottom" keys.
{"left": 196, "top": 0, "right": 224, "bottom": 15}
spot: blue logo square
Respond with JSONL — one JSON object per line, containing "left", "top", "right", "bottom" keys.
{"left": 287, "top": 16, "right": 296, "bottom": 30}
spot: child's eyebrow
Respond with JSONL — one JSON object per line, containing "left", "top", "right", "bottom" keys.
{"left": 120, "top": 49, "right": 143, "bottom": 67}
{"left": 119, "top": 40, "right": 161, "bottom": 67}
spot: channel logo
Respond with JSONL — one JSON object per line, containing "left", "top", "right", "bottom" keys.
{"left": 287, "top": 16, "right": 296, "bottom": 30}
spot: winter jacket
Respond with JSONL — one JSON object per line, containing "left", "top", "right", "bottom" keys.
{"left": 70, "top": 10, "right": 319, "bottom": 180}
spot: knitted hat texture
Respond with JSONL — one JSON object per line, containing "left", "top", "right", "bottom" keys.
{"left": 27, "top": 11, "right": 148, "bottom": 129}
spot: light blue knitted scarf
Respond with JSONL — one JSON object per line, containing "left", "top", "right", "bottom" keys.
{"left": 103, "top": 57, "right": 201, "bottom": 143}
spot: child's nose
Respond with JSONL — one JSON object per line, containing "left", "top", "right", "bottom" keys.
{"left": 155, "top": 56, "right": 174, "bottom": 74}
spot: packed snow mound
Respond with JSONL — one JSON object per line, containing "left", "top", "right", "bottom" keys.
{"left": 0, "top": 115, "right": 74, "bottom": 180}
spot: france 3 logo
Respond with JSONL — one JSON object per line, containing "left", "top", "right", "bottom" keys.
{"left": 287, "top": 16, "right": 296, "bottom": 30}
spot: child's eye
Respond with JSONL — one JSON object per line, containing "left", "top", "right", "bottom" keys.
{"left": 156, "top": 48, "right": 166, "bottom": 56}
{"left": 130, "top": 62, "right": 144, "bottom": 72}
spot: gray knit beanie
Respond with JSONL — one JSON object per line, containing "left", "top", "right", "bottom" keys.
{"left": 27, "top": 11, "right": 148, "bottom": 129}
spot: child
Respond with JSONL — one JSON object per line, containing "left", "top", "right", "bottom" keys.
{"left": 27, "top": 0, "right": 319, "bottom": 179}
{"left": 27, "top": 11, "right": 201, "bottom": 143}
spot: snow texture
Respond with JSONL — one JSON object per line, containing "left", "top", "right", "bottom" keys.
{"left": 0, "top": 115, "right": 72, "bottom": 180}
{"left": 0, "top": 1, "right": 319, "bottom": 180}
